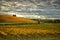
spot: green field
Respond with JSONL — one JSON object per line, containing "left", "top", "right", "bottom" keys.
{"left": 0, "top": 23, "right": 60, "bottom": 40}
{"left": 0, "top": 23, "right": 60, "bottom": 30}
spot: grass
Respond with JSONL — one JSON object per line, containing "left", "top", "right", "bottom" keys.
{"left": 0, "top": 23, "right": 60, "bottom": 40}
{"left": 0, "top": 33, "right": 60, "bottom": 40}
{"left": 0, "top": 23, "right": 60, "bottom": 30}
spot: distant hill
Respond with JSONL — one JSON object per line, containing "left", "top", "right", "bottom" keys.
{"left": 0, "top": 14, "right": 36, "bottom": 23}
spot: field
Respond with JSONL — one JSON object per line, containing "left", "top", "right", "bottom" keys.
{"left": 0, "top": 14, "right": 60, "bottom": 40}
{"left": 0, "top": 14, "right": 36, "bottom": 23}
{"left": 0, "top": 23, "right": 60, "bottom": 40}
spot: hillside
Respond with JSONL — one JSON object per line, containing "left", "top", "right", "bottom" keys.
{"left": 0, "top": 14, "right": 36, "bottom": 23}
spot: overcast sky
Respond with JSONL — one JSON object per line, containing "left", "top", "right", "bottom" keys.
{"left": 2, "top": 0, "right": 60, "bottom": 9}
{"left": 0, "top": 0, "right": 60, "bottom": 19}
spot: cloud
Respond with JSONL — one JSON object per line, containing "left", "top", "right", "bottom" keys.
{"left": 2, "top": 0, "right": 60, "bottom": 9}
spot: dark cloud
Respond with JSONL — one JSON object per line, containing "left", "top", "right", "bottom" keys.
{"left": 2, "top": 0, "right": 60, "bottom": 9}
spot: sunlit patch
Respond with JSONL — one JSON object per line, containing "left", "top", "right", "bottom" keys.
{"left": 16, "top": 14, "right": 24, "bottom": 17}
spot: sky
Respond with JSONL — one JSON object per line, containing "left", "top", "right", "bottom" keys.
{"left": 0, "top": 0, "right": 60, "bottom": 19}
{"left": 3, "top": 0, "right": 60, "bottom": 9}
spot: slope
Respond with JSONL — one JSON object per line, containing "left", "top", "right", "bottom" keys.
{"left": 0, "top": 14, "right": 36, "bottom": 23}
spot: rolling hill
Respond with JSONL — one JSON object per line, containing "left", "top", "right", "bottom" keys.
{"left": 0, "top": 14, "right": 36, "bottom": 23}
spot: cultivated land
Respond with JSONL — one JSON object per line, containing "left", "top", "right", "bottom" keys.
{"left": 0, "top": 23, "right": 60, "bottom": 40}
{"left": 0, "top": 14, "right": 36, "bottom": 23}
{"left": 0, "top": 14, "right": 60, "bottom": 40}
